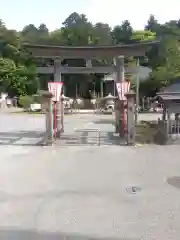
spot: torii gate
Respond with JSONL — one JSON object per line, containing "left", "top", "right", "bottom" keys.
{"left": 23, "top": 41, "right": 159, "bottom": 139}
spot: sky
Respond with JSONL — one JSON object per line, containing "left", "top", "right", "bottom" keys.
{"left": 0, "top": 0, "right": 179, "bottom": 31}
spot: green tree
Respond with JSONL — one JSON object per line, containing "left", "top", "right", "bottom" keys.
{"left": 1, "top": 13, "right": 180, "bottom": 98}
{"left": 131, "top": 30, "right": 156, "bottom": 42}
{"left": 49, "top": 29, "right": 63, "bottom": 45}
{"left": 111, "top": 20, "right": 133, "bottom": 44}
{"left": 62, "top": 12, "right": 90, "bottom": 28}
{"left": 145, "top": 15, "right": 160, "bottom": 32}
{"left": 21, "top": 24, "right": 38, "bottom": 43}
{"left": 0, "top": 57, "right": 38, "bottom": 96}
{"left": 93, "top": 23, "right": 112, "bottom": 45}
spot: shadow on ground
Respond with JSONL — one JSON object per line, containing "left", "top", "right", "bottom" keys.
{"left": 0, "top": 131, "right": 45, "bottom": 146}
{"left": 54, "top": 117, "right": 125, "bottom": 146}
{"left": 0, "top": 229, "right": 139, "bottom": 240}
{"left": 0, "top": 130, "right": 125, "bottom": 147}
{"left": 93, "top": 119, "right": 115, "bottom": 125}
{"left": 56, "top": 131, "right": 126, "bottom": 146}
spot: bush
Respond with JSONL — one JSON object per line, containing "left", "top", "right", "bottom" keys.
{"left": 33, "top": 94, "right": 41, "bottom": 103}
{"left": 18, "top": 95, "right": 34, "bottom": 110}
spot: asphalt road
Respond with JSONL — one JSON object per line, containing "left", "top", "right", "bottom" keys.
{"left": 0, "top": 112, "right": 180, "bottom": 240}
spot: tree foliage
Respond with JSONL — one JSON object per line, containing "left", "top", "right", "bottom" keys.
{"left": 0, "top": 13, "right": 180, "bottom": 97}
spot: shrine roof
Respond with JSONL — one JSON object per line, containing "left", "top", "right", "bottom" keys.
{"left": 23, "top": 40, "right": 160, "bottom": 58}
{"left": 158, "top": 94, "right": 180, "bottom": 101}
{"left": 157, "top": 90, "right": 180, "bottom": 102}
{"left": 162, "top": 79, "right": 180, "bottom": 93}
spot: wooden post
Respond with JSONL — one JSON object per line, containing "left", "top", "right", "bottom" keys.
{"left": 47, "top": 97, "right": 53, "bottom": 144}
{"left": 54, "top": 59, "right": 63, "bottom": 138}
{"left": 42, "top": 91, "right": 54, "bottom": 145}
{"left": 142, "top": 97, "right": 145, "bottom": 111}
{"left": 114, "top": 56, "right": 125, "bottom": 136}
{"left": 56, "top": 101, "right": 61, "bottom": 137}
{"left": 60, "top": 98, "right": 64, "bottom": 133}
{"left": 162, "top": 107, "right": 167, "bottom": 121}
{"left": 135, "top": 58, "right": 140, "bottom": 124}
{"left": 100, "top": 80, "right": 103, "bottom": 98}
{"left": 125, "top": 91, "right": 136, "bottom": 145}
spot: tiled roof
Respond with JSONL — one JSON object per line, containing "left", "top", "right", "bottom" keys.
{"left": 163, "top": 81, "right": 180, "bottom": 93}
{"left": 158, "top": 94, "right": 180, "bottom": 101}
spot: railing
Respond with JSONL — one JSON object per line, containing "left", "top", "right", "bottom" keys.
{"left": 168, "top": 119, "right": 180, "bottom": 141}
{"left": 156, "top": 118, "right": 180, "bottom": 144}
{"left": 74, "top": 128, "right": 101, "bottom": 146}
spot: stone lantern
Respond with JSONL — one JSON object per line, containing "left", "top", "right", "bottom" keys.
{"left": 102, "top": 93, "right": 116, "bottom": 111}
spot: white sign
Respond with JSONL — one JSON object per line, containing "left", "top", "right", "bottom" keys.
{"left": 116, "top": 82, "right": 130, "bottom": 101}
{"left": 91, "top": 99, "right": 96, "bottom": 105}
{"left": 30, "top": 103, "right": 42, "bottom": 111}
{"left": 76, "top": 98, "right": 82, "bottom": 105}
{"left": 1, "top": 92, "right": 8, "bottom": 100}
{"left": 48, "top": 82, "right": 63, "bottom": 102}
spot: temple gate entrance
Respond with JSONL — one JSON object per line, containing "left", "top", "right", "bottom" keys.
{"left": 24, "top": 41, "right": 158, "bottom": 146}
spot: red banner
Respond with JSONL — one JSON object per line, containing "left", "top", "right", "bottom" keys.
{"left": 116, "top": 82, "right": 130, "bottom": 100}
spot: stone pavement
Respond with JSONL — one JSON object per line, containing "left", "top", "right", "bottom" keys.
{"left": 1, "top": 144, "right": 180, "bottom": 240}
{"left": 0, "top": 113, "right": 45, "bottom": 146}
{"left": 0, "top": 112, "right": 180, "bottom": 239}
{"left": 0, "top": 110, "right": 161, "bottom": 146}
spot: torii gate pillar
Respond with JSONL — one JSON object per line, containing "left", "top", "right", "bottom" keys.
{"left": 54, "top": 59, "right": 64, "bottom": 137}
{"left": 114, "top": 56, "right": 125, "bottom": 137}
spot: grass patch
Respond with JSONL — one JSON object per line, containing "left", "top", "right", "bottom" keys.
{"left": 11, "top": 110, "right": 76, "bottom": 116}
{"left": 136, "top": 122, "right": 157, "bottom": 144}
{"left": 11, "top": 110, "right": 45, "bottom": 115}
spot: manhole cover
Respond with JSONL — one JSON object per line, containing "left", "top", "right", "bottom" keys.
{"left": 167, "top": 176, "right": 180, "bottom": 189}
{"left": 126, "top": 186, "right": 141, "bottom": 194}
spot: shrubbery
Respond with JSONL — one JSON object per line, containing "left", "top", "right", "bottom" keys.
{"left": 18, "top": 95, "right": 34, "bottom": 110}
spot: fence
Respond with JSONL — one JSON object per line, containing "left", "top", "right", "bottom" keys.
{"left": 74, "top": 128, "right": 101, "bottom": 146}
{"left": 155, "top": 117, "right": 180, "bottom": 144}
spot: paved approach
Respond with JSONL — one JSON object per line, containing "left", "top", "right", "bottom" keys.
{"left": 0, "top": 112, "right": 180, "bottom": 240}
